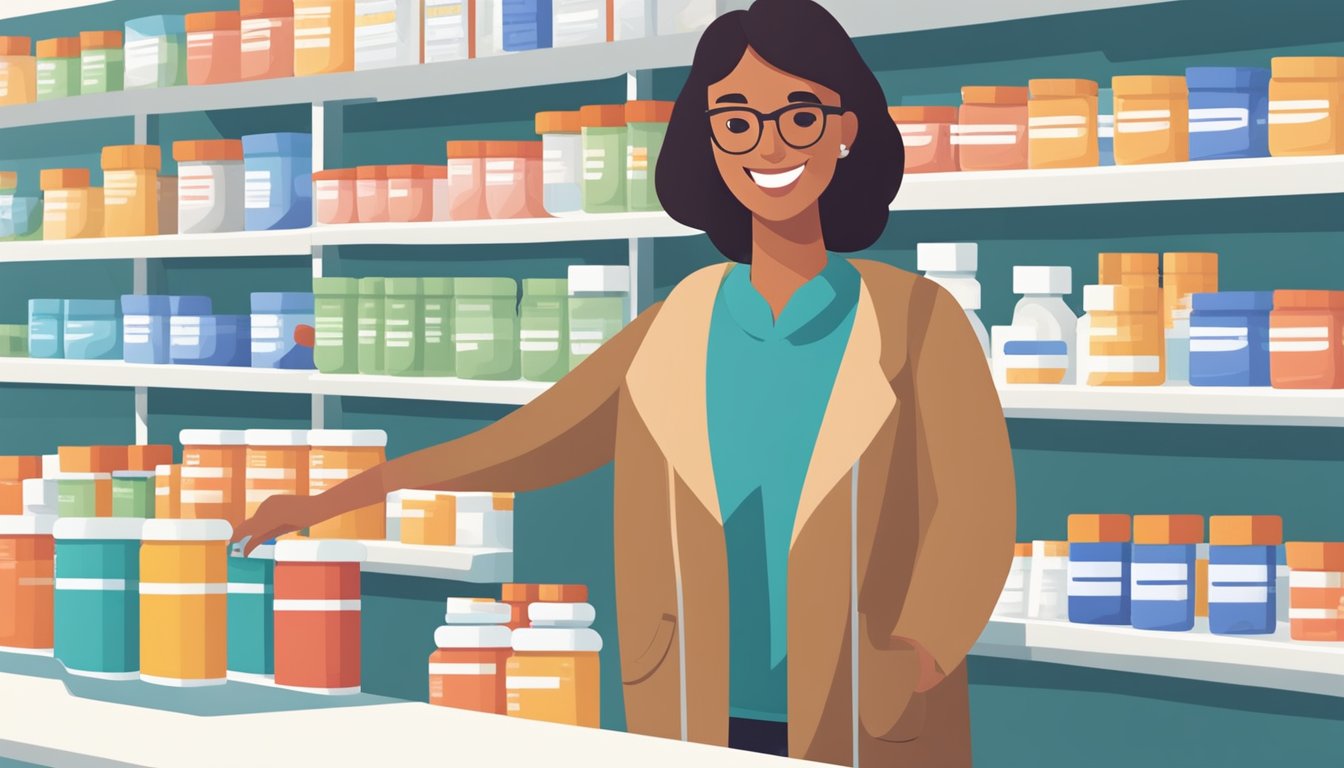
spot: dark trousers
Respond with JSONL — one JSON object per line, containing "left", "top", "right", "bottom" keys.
{"left": 729, "top": 717, "right": 789, "bottom": 757}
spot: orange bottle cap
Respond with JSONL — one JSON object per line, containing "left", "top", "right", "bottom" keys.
{"left": 1274, "top": 290, "right": 1344, "bottom": 310}
{"left": 172, "top": 139, "right": 244, "bottom": 163}
{"left": 535, "top": 110, "right": 582, "bottom": 135}
{"left": 1099, "top": 252, "right": 1160, "bottom": 278}
{"left": 1162, "top": 252, "right": 1218, "bottom": 274}
{"left": 961, "top": 86, "right": 1028, "bottom": 106}
{"left": 483, "top": 141, "right": 542, "bottom": 159}
{"left": 1068, "top": 513, "right": 1132, "bottom": 543}
{"left": 1208, "top": 515, "right": 1282, "bottom": 546}
{"left": 313, "top": 168, "right": 358, "bottom": 181}
{"left": 446, "top": 141, "right": 487, "bottom": 159}
{"left": 1271, "top": 56, "right": 1344, "bottom": 80}
{"left": 356, "top": 165, "right": 389, "bottom": 180}
{"left": 888, "top": 105, "right": 958, "bottom": 124}
{"left": 101, "top": 145, "right": 163, "bottom": 172}
{"left": 1133, "top": 515, "right": 1204, "bottom": 545}
{"left": 79, "top": 30, "right": 124, "bottom": 49}
{"left": 127, "top": 445, "right": 174, "bottom": 472}
{"left": 0, "top": 456, "right": 43, "bottom": 481}
{"left": 580, "top": 104, "right": 628, "bottom": 128}
{"left": 386, "top": 164, "right": 438, "bottom": 179}
{"left": 0, "top": 171, "right": 16, "bottom": 189}
{"left": 1039, "top": 541, "right": 1070, "bottom": 557}
{"left": 625, "top": 100, "right": 675, "bottom": 124}
{"left": 241, "top": 0, "right": 296, "bottom": 18}
{"left": 502, "top": 583, "right": 541, "bottom": 602}
{"left": 1112, "top": 75, "right": 1187, "bottom": 97}
{"left": 1285, "top": 542, "right": 1344, "bottom": 572}
{"left": 0, "top": 37, "right": 31, "bottom": 57}
{"left": 36, "top": 37, "right": 81, "bottom": 59}
{"left": 1013, "top": 542, "right": 1032, "bottom": 557}
{"left": 1029, "top": 79, "right": 1099, "bottom": 98}
{"left": 185, "top": 12, "right": 242, "bottom": 33}
{"left": 58, "top": 445, "right": 130, "bottom": 474}
{"left": 39, "top": 168, "right": 92, "bottom": 190}
{"left": 538, "top": 584, "right": 588, "bottom": 602}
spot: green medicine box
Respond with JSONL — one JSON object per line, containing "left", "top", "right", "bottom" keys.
{"left": 422, "top": 278, "right": 455, "bottom": 377}
{"left": 111, "top": 471, "right": 156, "bottom": 518}
{"left": 520, "top": 279, "right": 569, "bottom": 382}
{"left": 314, "top": 277, "right": 359, "bottom": 374}
{"left": 384, "top": 277, "right": 424, "bottom": 377}
{"left": 0, "top": 324, "right": 28, "bottom": 357}
{"left": 357, "top": 277, "right": 386, "bottom": 375}
{"left": 454, "top": 277, "right": 520, "bottom": 381}
{"left": 79, "top": 31, "right": 125, "bottom": 94}
{"left": 58, "top": 474, "right": 111, "bottom": 518}
{"left": 36, "top": 38, "right": 81, "bottom": 101}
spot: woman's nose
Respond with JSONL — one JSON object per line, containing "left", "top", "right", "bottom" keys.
{"left": 758, "top": 122, "right": 788, "bottom": 163}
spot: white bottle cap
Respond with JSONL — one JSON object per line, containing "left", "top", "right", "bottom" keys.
{"left": 568, "top": 265, "right": 630, "bottom": 294}
{"left": 917, "top": 242, "right": 978, "bottom": 273}
{"left": 1083, "top": 284, "right": 1117, "bottom": 312}
{"left": 926, "top": 276, "right": 981, "bottom": 311}
{"left": 1014, "top": 266, "right": 1072, "bottom": 296}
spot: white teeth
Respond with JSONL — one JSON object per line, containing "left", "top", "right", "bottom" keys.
{"left": 748, "top": 165, "right": 805, "bottom": 189}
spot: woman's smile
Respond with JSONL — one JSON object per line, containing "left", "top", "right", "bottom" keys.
{"left": 746, "top": 163, "right": 807, "bottom": 191}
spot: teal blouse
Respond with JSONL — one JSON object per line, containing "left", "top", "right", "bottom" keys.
{"left": 705, "top": 256, "right": 860, "bottom": 722}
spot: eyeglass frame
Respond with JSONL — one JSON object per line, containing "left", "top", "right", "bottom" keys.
{"left": 705, "top": 103, "right": 849, "bottom": 155}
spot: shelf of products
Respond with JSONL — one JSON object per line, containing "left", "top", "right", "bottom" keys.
{"left": 0, "top": 230, "right": 313, "bottom": 263}
{"left": 972, "top": 617, "right": 1344, "bottom": 698}
{"left": 0, "top": 671, "right": 804, "bottom": 768}
{"left": 0, "top": 0, "right": 112, "bottom": 21}
{"left": 891, "top": 156, "right": 1344, "bottom": 211}
{"left": 6, "top": 359, "right": 1344, "bottom": 427}
{"left": 240, "top": 541, "right": 513, "bottom": 583}
{"left": 308, "top": 212, "right": 700, "bottom": 246}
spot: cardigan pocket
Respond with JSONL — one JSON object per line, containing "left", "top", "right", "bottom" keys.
{"left": 621, "top": 613, "right": 678, "bottom": 685}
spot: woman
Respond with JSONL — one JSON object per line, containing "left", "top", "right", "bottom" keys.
{"left": 236, "top": 0, "right": 1015, "bottom": 764}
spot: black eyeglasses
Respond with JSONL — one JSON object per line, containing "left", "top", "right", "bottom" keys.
{"left": 706, "top": 103, "right": 847, "bottom": 155}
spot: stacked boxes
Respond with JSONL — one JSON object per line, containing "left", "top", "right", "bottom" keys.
{"left": 1067, "top": 514, "right": 1131, "bottom": 625}
{"left": 430, "top": 598, "right": 515, "bottom": 713}
{"left": 506, "top": 584, "right": 602, "bottom": 728}
{"left": 1285, "top": 542, "right": 1344, "bottom": 641}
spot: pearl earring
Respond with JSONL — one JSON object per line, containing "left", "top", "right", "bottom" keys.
{"left": 839, "top": 144, "right": 850, "bottom": 159}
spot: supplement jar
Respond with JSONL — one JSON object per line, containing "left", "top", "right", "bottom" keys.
{"left": 1130, "top": 515, "right": 1203, "bottom": 632}
{"left": 294, "top": 0, "right": 356, "bottom": 76}
{"left": 888, "top": 106, "right": 958, "bottom": 174}
{"left": 314, "top": 169, "right": 359, "bottom": 224}
{"left": 446, "top": 141, "right": 489, "bottom": 220}
{"left": 306, "top": 430, "right": 387, "bottom": 540}
{"left": 454, "top": 277, "right": 520, "bottom": 380}
{"left": 1285, "top": 541, "right": 1344, "bottom": 642}
{"left": 53, "top": 518, "right": 144, "bottom": 679}
{"left": 430, "top": 624, "right": 513, "bottom": 714}
{"left": 521, "top": 278, "right": 568, "bottom": 381}
{"left": 0, "top": 514, "right": 55, "bottom": 651}
{"left": 0, "top": 37, "right": 36, "bottom": 106}
{"left": 955, "top": 86, "right": 1028, "bottom": 171}
{"left": 1189, "top": 291, "right": 1272, "bottom": 387}
{"left": 1208, "top": 516, "right": 1280, "bottom": 636}
{"left": 35, "top": 37, "right": 81, "bottom": 101}
{"left": 1066, "top": 514, "right": 1132, "bottom": 625}
{"left": 156, "top": 464, "right": 181, "bottom": 519}
{"left": 314, "top": 277, "right": 360, "bottom": 374}
{"left": 424, "top": 0, "right": 475, "bottom": 62}
{"left": 1186, "top": 66, "right": 1270, "bottom": 161}
{"left": 124, "top": 15, "right": 186, "bottom": 90}
{"left": 356, "top": 165, "right": 391, "bottom": 223}
{"left": 502, "top": 0, "right": 554, "bottom": 52}
{"left": 179, "top": 429, "right": 248, "bottom": 529}
{"left": 580, "top": 104, "right": 628, "bottom": 213}
{"left": 536, "top": 110, "right": 584, "bottom": 214}
{"left": 80, "top": 30, "right": 124, "bottom": 94}
{"left": 625, "top": 100, "right": 673, "bottom": 212}
{"left": 243, "top": 429, "right": 310, "bottom": 521}
{"left": 139, "top": 519, "right": 230, "bottom": 687}
{"left": 40, "top": 168, "right": 102, "bottom": 240}
{"left": 552, "top": 0, "right": 608, "bottom": 48}
{"left": 1268, "top": 56, "right": 1344, "bottom": 157}
{"left": 484, "top": 141, "right": 546, "bottom": 219}
{"left": 567, "top": 265, "right": 629, "bottom": 368}
{"left": 355, "top": 0, "right": 418, "bottom": 71}
{"left": 507, "top": 627, "right": 602, "bottom": 727}
{"left": 1113, "top": 75, "right": 1188, "bottom": 165}
{"left": 357, "top": 277, "right": 386, "bottom": 374}
{"left": 228, "top": 542, "right": 276, "bottom": 680}
{"left": 185, "top": 12, "right": 242, "bottom": 86}
{"left": 422, "top": 277, "right": 455, "bottom": 377}
{"left": 169, "top": 314, "right": 251, "bottom": 366}
{"left": 1084, "top": 285, "right": 1165, "bottom": 386}
{"left": 274, "top": 539, "right": 365, "bottom": 694}
{"left": 399, "top": 489, "right": 456, "bottom": 545}
{"left": 174, "top": 139, "right": 246, "bottom": 235}
{"left": 1028, "top": 78, "right": 1099, "bottom": 169}
{"left": 27, "top": 299, "right": 63, "bottom": 359}
{"left": 243, "top": 132, "right": 314, "bottom": 231}
{"left": 383, "top": 277, "right": 424, "bottom": 376}
{"left": 102, "top": 144, "right": 162, "bottom": 238}
{"left": 994, "top": 543, "right": 1031, "bottom": 618}
{"left": 387, "top": 164, "right": 441, "bottom": 222}
{"left": 251, "top": 292, "right": 315, "bottom": 369}
{"left": 64, "top": 299, "right": 122, "bottom": 361}
{"left": 112, "top": 471, "right": 157, "bottom": 518}
{"left": 1269, "top": 290, "right": 1344, "bottom": 389}
{"left": 241, "top": 0, "right": 296, "bottom": 81}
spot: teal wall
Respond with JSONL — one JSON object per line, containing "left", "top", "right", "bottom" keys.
{"left": 2, "top": 0, "right": 1342, "bottom": 765}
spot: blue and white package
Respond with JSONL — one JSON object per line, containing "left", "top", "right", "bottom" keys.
{"left": 242, "top": 133, "right": 312, "bottom": 231}
{"left": 1098, "top": 87, "right": 1115, "bottom": 166}
{"left": 1186, "top": 67, "right": 1270, "bottom": 161}
{"left": 63, "top": 299, "right": 122, "bottom": 360}
{"left": 1068, "top": 541, "right": 1131, "bottom": 625}
{"left": 1189, "top": 292, "right": 1272, "bottom": 387}
{"left": 503, "top": 0, "right": 554, "bottom": 51}
{"left": 1208, "top": 544, "right": 1276, "bottom": 635}
{"left": 250, "top": 292, "right": 314, "bottom": 370}
{"left": 123, "top": 295, "right": 211, "bottom": 364}
{"left": 170, "top": 314, "right": 251, "bottom": 367}
{"left": 28, "top": 299, "right": 64, "bottom": 359}
{"left": 1131, "top": 544, "right": 1197, "bottom": 631}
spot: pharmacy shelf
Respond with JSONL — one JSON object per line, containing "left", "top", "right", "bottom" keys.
{"left": 0, "top": 0, "right": 111, "bottom": 20}
{"left": 891, "top": 156, "right": 1344, "bottom": 211}
{"left": 0, "top": 359, "right": 317, "bottom": 394}
{"left": 998, "top": 384, "right": 1344, "bottom": 427}
{"left": 0, "top": 229, "right": 312, "bottom": 263}
{"left": 0, "top": 0, "right": 1178, "bottom": 129}
{"left": 310, "top": 374, "right": 550, "bottom": 406}
{"left": 245, "top": 541, "right": 513, "bottom": 583}
{"left": 973, "top": 617, "right": 1344, "bottom": 698}
{"left": 309, "top": 212, "right": 700, "bottom": 247}
{"left": 0, "top": 672, "right": 816, "bottom": 768}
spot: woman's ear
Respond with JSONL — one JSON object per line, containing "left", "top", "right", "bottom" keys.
{"left": 842, "top": 110, "right": 860, "bottom": 151}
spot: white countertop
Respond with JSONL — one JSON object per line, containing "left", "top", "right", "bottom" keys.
{"left": 0, "top": 671, "right": 824, "bottom": 768}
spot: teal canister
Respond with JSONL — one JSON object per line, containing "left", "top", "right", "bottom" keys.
{"left": 227, "top": 543, "right": 275, "bottom": 680}
{"left": 53, "top": 518, "right": 144, "bottom": 679}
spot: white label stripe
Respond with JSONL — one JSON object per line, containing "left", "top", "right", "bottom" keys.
{"left": 140, "top": 582, "right": 226, "bottom": 596}
{"left": 1289, "top": 571, "right": 1344, "bottom": 588}
{"left": 429, "top": 663, "right": 498, "bottom": 675}
{"left": 273, "top": 599, "right": 361, "bottom": 612}
{"left": 505, "top": 675, "right": 562, "bottom": 690}
{"left": 55, "top": 578, "right": 128, "bottom": 591}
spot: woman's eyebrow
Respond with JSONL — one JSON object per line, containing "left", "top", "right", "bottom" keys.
{"left": 788, "top": 91, "right": 823, "bottom": 104}
{"left": 714, "top": 93, "right": 750, "bottom": 104}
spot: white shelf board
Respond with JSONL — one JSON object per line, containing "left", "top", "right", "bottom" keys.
{"left": 998, "top": 384, "right": 1344, "bottom": 427}
{"left": 0, "top": 0, "right": 111, "bottom": 20}
{"left": 245, "top": 540, "right": 513, "bottom": 583}
{"left": 0, "top": 359, "right": 316, "bottom": 394}
{"left": 825, "top": 0, "right": 1176, "bottom": 39}
{"left": 973, "top": 617, "right": 1344, "bottom": 698}
{"left": 309, "top": 212, "right": 700, "bottom": 247}
{"left": 0, "top": 230, "right": 312, "bottom": 263}
{"left": 892, "top": 156, "right": 1344, "bottom": 211}
{"left": 310, "top": 374, "right": 550, "bottom": 406}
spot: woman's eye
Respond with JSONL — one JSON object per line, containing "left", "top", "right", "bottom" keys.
{"left": 792, "top": 112, "right": 818, "bottom": 128}
{"left": 726, "top": 118, "right": 751, "bottom": 134}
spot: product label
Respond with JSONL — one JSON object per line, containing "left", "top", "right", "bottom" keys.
{"left": 180, "top": 489, "right": 226, "bottom": 505}
{"left": 505, "top": 675, "right": 562, "bottom": 690}
{"left": 1068, "top": 561, "right": 1123, "bottom": 579}
{"left": 1268, "top": 99, "right": 1331, "bottom": 125}
{"left": 429, "top": 662, "right": 498, "bottom": 676}
{"left": 1116, "top": 109, "right": 1172, "bottom": 134}
{"left": 103, "top": 170, "right": 141, "bottom": 207}
{"left": 1132, "top": 562, "right": 1188, "bottom": 581}
{"left": 1289, "top": 571, "right": 1344, "bottom": 588}
{"left": 627, "top": 145, "right": 649, "bottom": 181}
{"left": 1029, "top": 114, "right": 1088, "bottom": 140}
{"left": 1268, "top": 325, "right": 1330, "bottom": 353}
{"left": 1087, "top": 355, "right": 1161, "bottom": 373}
{"left": 124, "top": 37, "right": 164, "bottom": 83}
{"left": 179, "top": 164, "right": 221, "bottom": 210}
{"left": 1208, "top": 563, "right": 1269, "bottom": 582}
{"left": 241, "top": 18, "right": 277, "bottom": 53}
{"left": 950, "top": 124, "right": 1020, "bottom": 146}
{"left": 1289, "top": 608, "right": 1339, "bottom": 620}
{"left": 247, "top": 467, "right": 297, "bottom": 481}
{"left": 388, "top": 188, "right": 411, "bottom": 198}
{"left": 1132, "top": 583, "right": 1188, "bottom": 601}
{"left": 1208, "top": 585, "right": 1268, "bottom": 604}
{"left": 295, "top": 4, "right": 336, "bottom": 50}
{"left": 316, "top": 180, "right": 342, "bottom": 201}
{"left": 1068, "top": 580, "right": 1123, "bottom": 597}
{"left": 1189, "top": 107, "right": 1250, "bottom": 133}
{"left": 583, "top": 148, "right": 609, "bottom": 180}
{"left": 245, "top": 170, "right": 273, "bottom": 210}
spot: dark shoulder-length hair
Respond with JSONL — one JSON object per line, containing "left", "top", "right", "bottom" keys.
{"left": 655, "top": 0, "right": 904, "bottom": 264}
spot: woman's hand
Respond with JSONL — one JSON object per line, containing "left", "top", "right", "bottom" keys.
{"left": 231, "top": 494, "right": 326, "bottom": 554}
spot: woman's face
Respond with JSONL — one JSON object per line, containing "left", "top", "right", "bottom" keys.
{"left": 707, "top": 48, "right": 859, "bottom": 224}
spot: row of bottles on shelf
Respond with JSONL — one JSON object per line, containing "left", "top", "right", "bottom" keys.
{"left": 0, "top": 98, "right": 673, "bottom": 241}
{"left": 0, "top": 432, "right": 511, "bottom": 551}
{"left": 927, "top": 243, "right": 1344, "bottom": 389}
{"left": 995, "top": 514, "right": 1343, "bottom": 643}
{"left": 0, "top": 1, "right": 713, "bottom": 104}
{"left": 892, "top": 58, "right": 1344, "bottom": 174}
{"left": 8, "top": 266, "right": 629, "bottom": 382}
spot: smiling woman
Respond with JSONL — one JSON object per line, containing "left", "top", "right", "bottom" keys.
{"left": 656, "top": 0, "right": 905, "bottom": 262}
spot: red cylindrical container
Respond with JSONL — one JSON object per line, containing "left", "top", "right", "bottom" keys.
{"left": 273, "top": 540, "right": 364, "bottom": 694}
{"left": 0, "top": 515, "right": 55, "bottom": 651}
{"left": 1270, "top": 290, "right": 1344, "bottom": 389}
